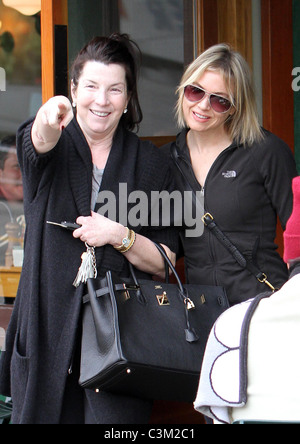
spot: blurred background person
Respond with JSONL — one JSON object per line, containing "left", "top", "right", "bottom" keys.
{"left": 0, "top": 135, "right": 24, "bottom": 266}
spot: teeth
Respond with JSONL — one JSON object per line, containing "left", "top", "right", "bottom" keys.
{"left": 91, "top": 110, "right": 109, "bottom": 117}
{"left": 195, "top": 112, "right": 209, "bottom": 119}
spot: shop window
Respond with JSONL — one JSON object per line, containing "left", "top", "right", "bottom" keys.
{"left": 0, "top": 1, "right": 41, "bottom": 303}
{"left": 119, "top": 0, "right": 184, "bottom": 136}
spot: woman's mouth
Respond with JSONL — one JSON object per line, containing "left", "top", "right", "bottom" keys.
{"left": 193, "top": 112, "right": 210, "bottom": 121}
{"left": 90, "top": 110, "right": 110, "bottom": 117}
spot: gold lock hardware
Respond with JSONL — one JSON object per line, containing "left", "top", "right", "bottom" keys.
{"left": 156, "top": 291, "right": 170, "bottom": 306}
{"left": 185, "top": 298, "right": 195, "bottom": 310}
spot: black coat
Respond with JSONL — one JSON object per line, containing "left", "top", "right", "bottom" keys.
{"left": 0, "top": 118, "right": 178, "bottom": 424}
{"left": 163, "top": 128, "right": 298, "bottom": 306}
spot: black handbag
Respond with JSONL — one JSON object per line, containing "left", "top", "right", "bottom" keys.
{"left": 79, "top": 243, "right": 229, "bottom": 403}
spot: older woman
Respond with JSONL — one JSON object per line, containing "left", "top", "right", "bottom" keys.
{"left": 0, "top": 34, "right": 178, "bottom": 424}
{"left": 164, "top": 43, "right": 297, "bottom": 306}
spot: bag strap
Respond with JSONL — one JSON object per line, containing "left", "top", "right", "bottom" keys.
{"left": 128, "top": 242, "right": 184, "bottom": 293}
{"left": 202, "top": 213, "right": 276, "bottom": 291}
{"left": 127, "top": 243, "right": 199, "bottom": 342}
{"left": 170, "top": 144, "right": 276, "bottom": 292}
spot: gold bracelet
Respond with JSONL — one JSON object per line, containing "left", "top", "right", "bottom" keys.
{"left": 114, "top": 227, "right": 130, "bottom": 251}
{"left": 121, "top": 230, "right": 136, "bottom": 254}
{"left": 114, "top": 228, "right": 136, "bottom": 253}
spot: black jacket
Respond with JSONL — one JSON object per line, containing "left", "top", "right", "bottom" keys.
{"left": 163, "top": 128, "right": 298, "bottom": 306}
{"left": 0, "top": 118, "right": 178, "bottom": 424}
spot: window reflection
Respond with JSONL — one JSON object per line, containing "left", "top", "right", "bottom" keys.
{"left": 0, "top": 1, "right": 40, "bottom": 302}
{"left": 0, "top": 1, "right": 41, "bottom": 136}
{"left": 119, "top": 0, "right": 184, "bottom": 136}
{"left": 0, "top": 135, "right": 24, "bottom": 266}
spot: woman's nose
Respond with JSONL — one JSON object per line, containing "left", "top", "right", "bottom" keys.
{"left": 197, "top": 93, "right": 211, "bottom": 110}
{"left": 95, "top": 89, "right": 110, "bottom": 105}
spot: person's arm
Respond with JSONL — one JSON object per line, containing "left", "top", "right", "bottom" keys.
{"left": 253, "top": 132, "right": 298, "bottom": 229}
{"left": 73, "top": 212, "right": 176, "bottom": 278}
{"left": 31, "top": 96, "right": 74, "bottom": 154}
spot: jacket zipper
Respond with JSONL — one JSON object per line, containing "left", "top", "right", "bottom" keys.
{"left": 175, "top": 144, "right": 238, "bottom": 286}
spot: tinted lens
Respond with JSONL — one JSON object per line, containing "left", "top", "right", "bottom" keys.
{"left": 184, "top": 85, "right": 205, "bottom": 102}
{"left": 184, "top": 85, "right": 232, "bottom": 113}
{"left": 210, "top": 94, "right": 231, "bottom": 113}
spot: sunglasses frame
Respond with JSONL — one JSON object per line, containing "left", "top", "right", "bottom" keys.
{"left": 184, "top": 84, "right": 234, "bottom": 114}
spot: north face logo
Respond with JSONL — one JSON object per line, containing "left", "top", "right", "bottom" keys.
{"left": 222, "top": 170, "right": 237, "bottom": 178}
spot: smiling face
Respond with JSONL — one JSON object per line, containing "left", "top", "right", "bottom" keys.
{"left": 0, "top": 148, "right": 23, "bottom": 201}
{"left": 182, "top": 70, "right": 234, "bottom": 136}
{"left": 71, "top": 61, "right": 129, "bottom": 142}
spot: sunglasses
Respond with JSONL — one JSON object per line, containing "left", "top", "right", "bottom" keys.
{"left": 184, "top": 84, "right": 233, "bottom": 114}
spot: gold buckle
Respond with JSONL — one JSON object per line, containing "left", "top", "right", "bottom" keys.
{"left": 257, "top": 273, "right": 276, "bottom": 291}
{"left": 122, "top": 283, "right": 140, "bottom": 300}
{"left": 201, "top": 212, "right": 214, "bottom": 225}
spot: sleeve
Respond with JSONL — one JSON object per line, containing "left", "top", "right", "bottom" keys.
{"left": 17, "top": 119, "right": 57, "bottom": 204}
{"left": 252, "top": 131, "right": 298, "bottom": 229}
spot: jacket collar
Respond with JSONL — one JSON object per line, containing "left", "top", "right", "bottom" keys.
{"left": 65, "top": 118, "right": 93, "bottom": 217}
{"left": 174, "top": 127, "right": 240, "bottom": 161}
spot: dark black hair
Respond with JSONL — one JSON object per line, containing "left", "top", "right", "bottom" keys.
{"left": 71, "top": 33, "right": 143, "bottom": 131}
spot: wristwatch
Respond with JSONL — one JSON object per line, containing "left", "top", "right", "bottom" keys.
{"left": 114, "top": 227, "right": 136, "bottom": 253}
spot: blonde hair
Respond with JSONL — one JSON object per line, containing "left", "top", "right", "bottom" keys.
{"left": 176, "top": 44, "right": 264, "bottom": 145}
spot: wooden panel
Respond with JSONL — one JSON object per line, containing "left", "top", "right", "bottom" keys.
{"left": 0, "top": 268, "right": 21, "bottom": 298}
{"left": 261, "top": 0, "right": 294, "bottom": 257}
{"left": 0, "top": 305, "right": 13, "bottom": 331}
{"left": 217, "top": 0, "right": 252, "bottom": 65}
{"left": 0, "top": 305, "right": 13, "bottom": 351}
{"left": 261, "top": 0, "right": 294, "bottom": 149}
{"left": 293, "top": 0, "right": 300, "bottom": 173}
{"left": 41, "top": 0, "right": 68, "bottom": 103}
{"left": 199, "top": 0, "right": 252, "bottom": 66}
{"left": 199, "top": 0, "right": 218, "bottom": 52}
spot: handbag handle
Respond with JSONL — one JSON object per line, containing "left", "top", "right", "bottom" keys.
{"left": 128, "top": 243, "right": 199, "bottom": 342}
{"left": 128, "top": 243, "right": 184, "bottom": 293}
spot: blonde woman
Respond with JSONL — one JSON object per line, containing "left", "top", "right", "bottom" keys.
{"left": 164, "top": 43, "right": 298, "bottom": 306}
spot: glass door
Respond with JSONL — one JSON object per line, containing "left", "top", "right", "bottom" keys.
{"left": 0, "top": 0, "right": 41, "bottom": 303}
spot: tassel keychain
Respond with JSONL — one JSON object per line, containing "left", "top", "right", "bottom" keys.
{"left": 73, "top": 243, "right": 97, "bottom": 287}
